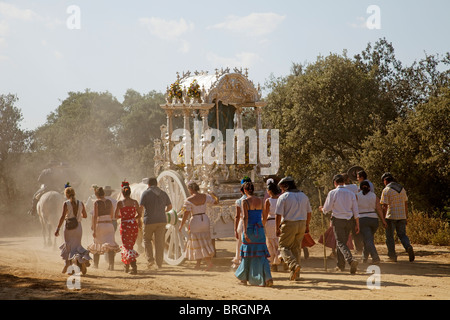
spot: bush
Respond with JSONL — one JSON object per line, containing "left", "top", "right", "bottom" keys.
{"left": 375, "top": 209, "right": 450, "bottom": 246}
{"left": 407, "top": 210, "right": 450, "bottom": 246}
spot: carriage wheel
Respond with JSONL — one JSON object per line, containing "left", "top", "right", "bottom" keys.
{"left": 157, "top": 170, "right": 189, "bottom": 266}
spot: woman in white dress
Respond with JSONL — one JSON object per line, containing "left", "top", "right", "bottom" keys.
{"left": 55, "top": 185, "right": 91, "bottom": 274}
{"left": 231, "top": 177, "right": 251, "bottom": 269}
{"left": 263, "top": 179, "right": 281, "bottom": 271}
{"left": 179, "top": 181, "right": 218, "bottom": 270}
{"left": 87, "top": 187, "right": 120, "bottom": 270}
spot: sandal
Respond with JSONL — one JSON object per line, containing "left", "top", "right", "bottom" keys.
{"left": 289, "top": 265, "right": 301, "bottom": 281}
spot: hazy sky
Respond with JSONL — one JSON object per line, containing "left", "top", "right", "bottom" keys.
{"left": 1, "top": 0, "right": 449, "bottom": 130}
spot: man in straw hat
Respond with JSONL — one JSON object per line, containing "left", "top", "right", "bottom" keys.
{"left": 320, "top": 174, "right": 360, "bottom": 274}
{"left": 275, "top": 176, "right": 312, "bottom": 281}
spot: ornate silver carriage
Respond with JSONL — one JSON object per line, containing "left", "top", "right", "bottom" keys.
{"left": 153, "top": 68, "right": 272, "bottom": 265}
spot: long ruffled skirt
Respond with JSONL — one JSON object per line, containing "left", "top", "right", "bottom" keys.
{"left": 186, "top": 214, "right": 215, "bottom": 260}
{"left": 235, "top": 212, "right": 272, "bottom": 286}
{"left": 265, "top": 219, "right": 281, "bottom": 266}
{"left": 87, "top": 216, "right": 121, "bottom": 254}
{"left": 232, "top": 220, "right": 244, "bottom": 266}
{"left": 59, "top": 222, "right": 91, "bottom": 265}
{"left": 120, "top": 219, "right": 139, "bottom": 264}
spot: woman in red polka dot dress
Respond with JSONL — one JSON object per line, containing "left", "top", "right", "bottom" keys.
{"left": 115, "top": 181, "right": 142, "bottom": 274}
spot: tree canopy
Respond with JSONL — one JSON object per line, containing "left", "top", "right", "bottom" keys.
{"left": 0, "top": 94, "right": 30, "bottom": 205}
{"left": 263, "top": 38, "right": 449, "bottom": 211}
{"left": 359, "top": 85, "right": 450, "bottom": 211}
{"left": 28, "top": 89, "right": 172, "bottom": 196}
{"left": 1, "top": 38, "right": 448, "bottom": 214}
{"left": 263, "top": 52, "right": 397, "bottom": 189}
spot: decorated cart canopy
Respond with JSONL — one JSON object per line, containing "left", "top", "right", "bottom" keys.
{"left": 165, "top": 67, "right": 264, "bottom": 106}
{"left": 154, "top": 68, "right": 271, "bottom": 188}
{"left": 151, "top": 68, "right": 276, "bottom": 266}
{"left": 161, "top": 67, "right": 265, "bottom": 139}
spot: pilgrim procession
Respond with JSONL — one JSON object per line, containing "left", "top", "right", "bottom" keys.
{"left": 0, "top": 1, "right": 448, "bottom": 305}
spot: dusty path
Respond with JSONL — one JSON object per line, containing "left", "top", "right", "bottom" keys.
{"left": 0, "top": 235, "right": 449, "bottom": 301}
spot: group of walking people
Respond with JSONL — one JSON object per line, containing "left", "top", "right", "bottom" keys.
{"left": 231, "top": 170, "right": 415, "bottom": 287}
{"left": 54, "top": 177, "right": 172, "bottom": 276}
{"left": 232, "top": 176, "right": 311, "bottom": 286}
{"left": 55, "top": 181, "right": 142, "bottom": 275}
{"left": 53, "top": 176, "right": 220, "bottom": 277}
{"left": 319, "top": 170, "right": 414, "bottom": 271}
{"left": 52, "top": 169, "right": 415, "bottom": 288}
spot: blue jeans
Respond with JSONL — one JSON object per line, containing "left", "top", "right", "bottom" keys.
{"left": 385, "top": 219, "right": 411, "bottom": 259}
{"left": 332, "top": 218, "right": 355, "bottom": 270}
{"left": 359, "top": 217, "right": 380, "bottom": 262}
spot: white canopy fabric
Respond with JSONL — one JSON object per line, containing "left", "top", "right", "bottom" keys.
{"left": 168, "top": 70, "right": 262, "bottom": 105}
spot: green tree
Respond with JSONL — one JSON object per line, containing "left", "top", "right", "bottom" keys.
{"left": 115, "top": 89, "right": 167, "bottom": 180}
{"left": 354, "top": 38, "right": 450, "bottom": 116}
{"left": 358, "top": 85, "right": 450, "bottom": 211}
{"left": 33, "top": 90, "right": 125, "bottom": 195}
{"left": 0, "top": 94, "right": 30, "bottom": 206}
{"left": 353, "top": 38, "right": 449, "bottom": 211}
{"left": 263, "top": 53, "right": 397, "bottom": 190}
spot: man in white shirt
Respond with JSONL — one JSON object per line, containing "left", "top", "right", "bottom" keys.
{"left": 343, "top": 173, "right": 364, "bottom": 255}
{"left": 343, "top": 173, "right": 358, "bottom": 194}
{"left": 320, "top": 174, "right": 360, "bottom": 274}
{"left": 275, "top": 176, "right": 311, "bottom": 281}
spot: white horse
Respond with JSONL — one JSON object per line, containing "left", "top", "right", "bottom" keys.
{"left": 37, "top": 191, "right": 65, "bottom": 248}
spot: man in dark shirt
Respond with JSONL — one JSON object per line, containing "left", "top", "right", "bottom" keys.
{"left": 140, "top": 177, "right": 172, "bottom": 269}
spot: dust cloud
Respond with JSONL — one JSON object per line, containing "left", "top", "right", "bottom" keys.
{"left": 0, "top": 147, "right": 150, "bottom": 245}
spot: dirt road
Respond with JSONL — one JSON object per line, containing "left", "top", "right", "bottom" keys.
{"left": 0, "top": 234, "right": 449, "bottom": 301}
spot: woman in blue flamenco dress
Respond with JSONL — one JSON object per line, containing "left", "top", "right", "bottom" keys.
{"left": 235, "top": 181, "right": 273, "bottom": 287}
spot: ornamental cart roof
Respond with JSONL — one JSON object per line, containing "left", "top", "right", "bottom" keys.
{"left": 164, "top": 68, "right": 265, "bottom": 107}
